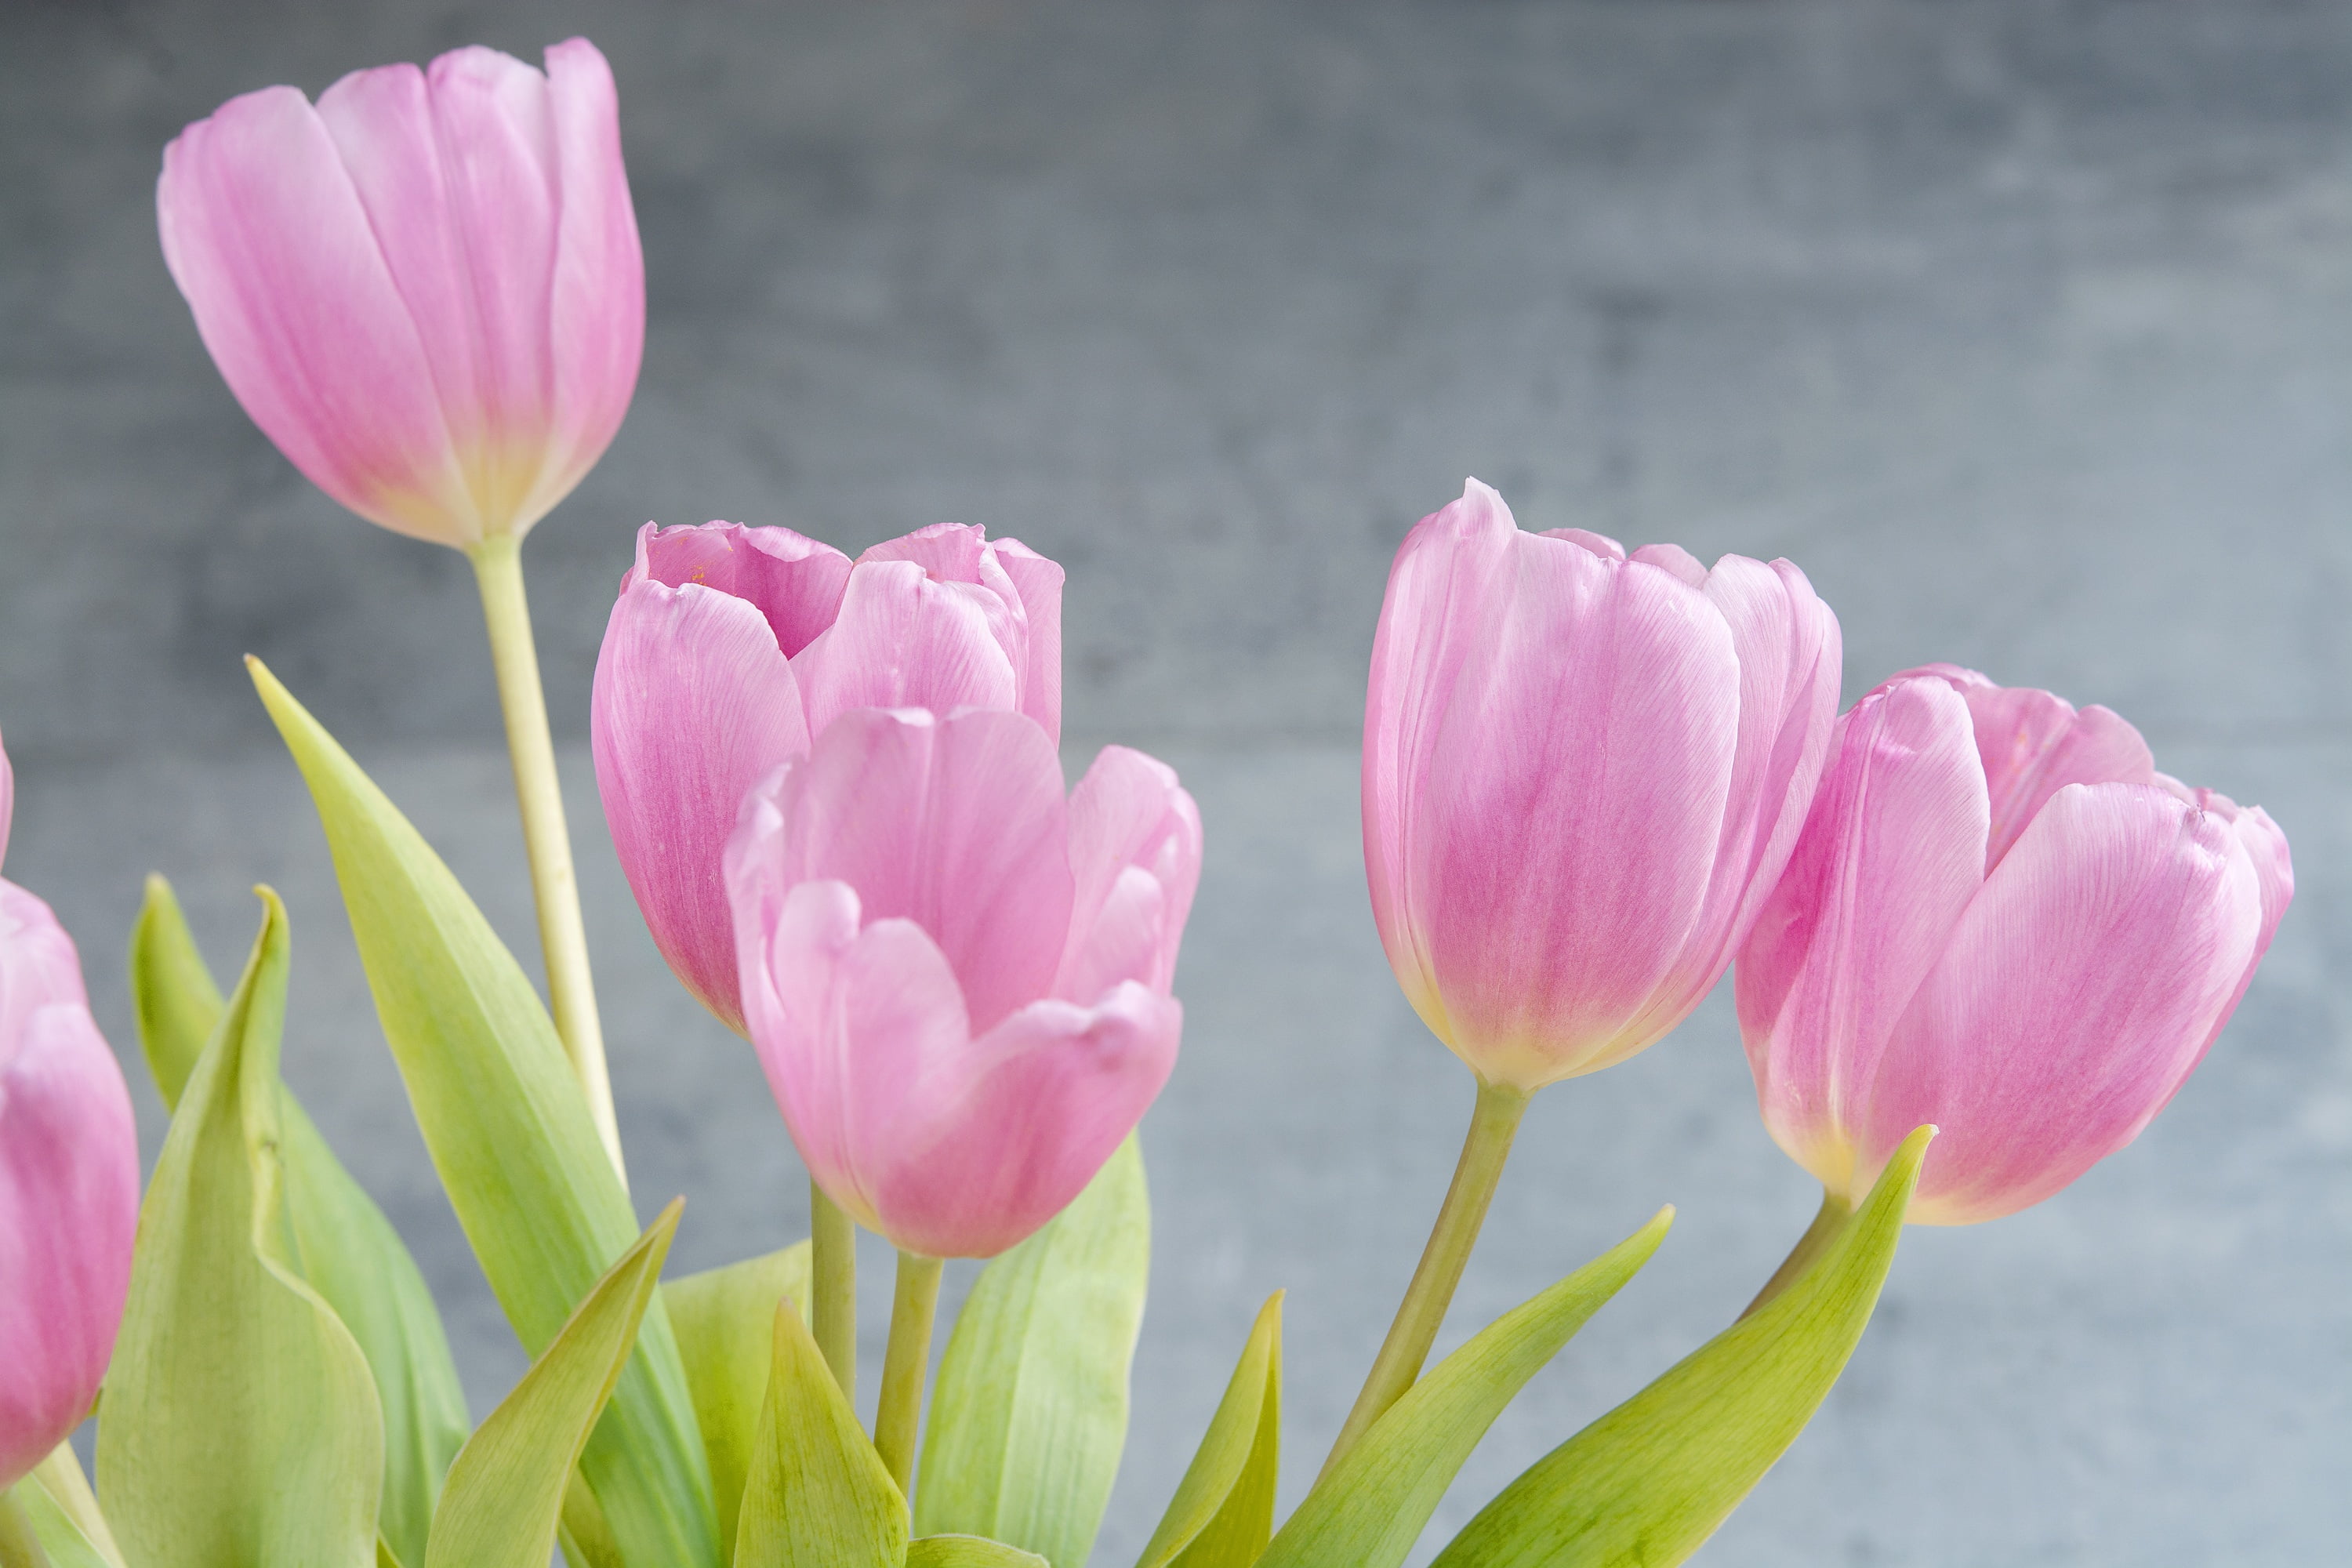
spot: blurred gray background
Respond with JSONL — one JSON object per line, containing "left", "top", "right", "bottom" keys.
{"left": 4, "top": 1, "right": 2347, "bottom": 1562}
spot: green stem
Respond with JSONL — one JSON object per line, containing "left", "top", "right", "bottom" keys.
{"left": 811, "top": 1182, "right": 858, "bottom": 1402}
{"left": 1739, "top": 1187, "right": 1849, "bottom": 1320}
{"left": 0, "top": 1491, "right": 53, "bottom": 1568}
{"left": 467, "top": 534, "right": 624, "bottom": 1185}
{"left": 873, "top": 1250, "right": 946, "bottom": 1497}
{"left": 1319, "top": 1077, "right": 1529, "bottom": 1483}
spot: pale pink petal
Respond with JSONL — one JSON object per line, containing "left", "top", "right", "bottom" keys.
{"left": 0, "top": 885, "right": 138, "bottom": 1487}
{"left": 1863, "top": 783, "right": 2263, "bottom": 1223}
{"left": 1410, "top": 531, "right": 1739, "bottom": 1087}
{"left": 1536, "top": 527, "right": 1627, "bottom": 561}
{"left": 1363, "top": 479, "right": 1522, "bottom": 1040}
{"left": 627, "top": 521, "right": 852, "bottom": 656}
{"left": 538, "top": 38, "right": 643, "bottom": 517}
{"left": 861, "top": 985, "right": 1181, "bottom": 1258}
{"left": 1623, "top": 554, "right": 1842, "bottom": 1053}
{"left": 791, "top": 561, "right": 1022, "bottom": 737}
{"left": 2162, "top": 791, "right": 2294, "bottom": 1087}
{"left": 1735, "top": 678, "right": 1989, "bottom": 1191}
{"left": 593, "top": 577, "right": 811, "bottom": 1034}
{"left": 158, "top": 86, "right": 474, "bottom": 543}
{"left": 1898, "top": 665, "right": 2156, "bottom": 869}
{"left": 1628, "top": 541, "right": 1708, "bottom": 586}
{"left": 760, "top": 710, "right": 1072, "bottom": 1033}
{"left": 1058, "top": 746, "right": 1202, "bottom": 1002}
{"left": 993, "top": 539, "right": 1066, "bottom": 745}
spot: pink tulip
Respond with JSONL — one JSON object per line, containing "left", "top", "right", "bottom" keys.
{"left": 1, "top": 733, "right": 140, "bottom": 1486}
{"left": 593, "top": 519, "right": 1063, "bottom": 1034}
{"left": 158, "top": 38, "right": 641, "bottom": 547}
{"left": 725, "top": 707, "right": 1197, "bottom": 1258}
{"left": 1737, "top": 666, "right": 2292, "bottom": 1224}
{"left": 1362, "top": 480, "right": 1842, "bottom": 1092}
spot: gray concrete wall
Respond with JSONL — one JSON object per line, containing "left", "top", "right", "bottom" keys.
{"left": 2, "top": 2, "right": 2345, "bottom": 1563}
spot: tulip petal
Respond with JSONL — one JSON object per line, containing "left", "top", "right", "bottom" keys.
{"left": 738, "top": 878, "right": 1177, "bottom": 1261}
{"left": 158, "top": 85, "right": 474, "bottom": 542}
{"left": 593, "top": 578, "right": 811, "bottom": 1033}
{"left": 629, "top": 521, "right": 853, "bottom": 658}
{"left": 0, "top": 975, "right": 139, "bottom": 1486}
{"left": 862, "top": 985, "right": 1180, "bottom": 1260}
{"left": 1864, "top": 782, "right": 2263, "bottom": 1223}
{"left": 759, "top": 710, "right": 1073, "bottom": 1033}
{"left": 1059, "top": 747, "right": 1203, "bottom": 1003}
{"left": 1363, "top": 480, "right": 1522, "bottom": 1039}
{"left": 1624, "top": 554, "right": 1841, "bottom": 1055}
{"left": 993, "top": 539, "right": 1066, "bottom": 746}
{"left": 1735, "top": 677, "right": 1988, "bottom": 1194}
{"left": 1902, "top": 665, "right": 2157, "bottom": 869}
{"left": 1410, "top": 531, "right": 1740, "bottom": 1086}
{"left": 792, "top": 561, "right": 1023, "bottom": 738}
{"left": 540, "top": 38, "right": 644, "bottom": 517}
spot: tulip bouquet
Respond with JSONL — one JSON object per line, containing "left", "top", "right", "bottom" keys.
{"left": 0, "top": 35, "right": 2292, "bottom": 1568}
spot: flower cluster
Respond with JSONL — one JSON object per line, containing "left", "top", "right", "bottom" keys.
{"left": 0, "top": 33, "right": 2294, "bottom": 1568}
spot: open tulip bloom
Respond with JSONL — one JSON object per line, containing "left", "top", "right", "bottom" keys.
{"left": 0, "top": 732, "right": 140, "bottom": 1491}
{"left": 1737, "top": 665, "right": 2292, "bottom": 1229}
{"left": 0, "top": 36, "right": 2300, "bottom": 1566}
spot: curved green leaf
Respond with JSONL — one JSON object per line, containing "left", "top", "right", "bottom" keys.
{"left": 735, "top": 1297, "right": 907, "bottom": 1568}
{"left": 1261, "top": 1207, "right": 1671, "bottom": 1568}
{"left": 909, "top": 1537, "right": 1051, "bottom": 1566}
{"left": 1136, "top": 1292, "right": 1283, "bottom": 1568}
{"left": 917, "top": 1138, "right": 1149, "bottom": 1568}
{"left": 11, "top": 1446, "right": 127, "bottom": 1568}
{"left": 96, "top": 889, "right": 383, "bottom": 1568}
{"left": 427, "top": 1201, "right": 682, "bottom": 1568}
{"left": 249, "top": 659, "right": 718, "bottom": 1568}
{"left": 666, "top": 1244, "right": 814, "bottom": 1557}
{"left": 1431, "top": 1128, "right": 1935, "bottom": 1568}
{"left": 130, "top": 874, "right": 469, "bottom": 1568}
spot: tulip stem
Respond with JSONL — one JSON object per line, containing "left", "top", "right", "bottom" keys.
{"left": 1739, "top": 1187, "right": 1849, "bottom": 1320}
{"left": 0, "top": 1492, "right": 51, "bottom": 1568}
{"left": 811, "top": 1183, "right": 858, "bottom": 1402}
{"left": 1320, "top": 1076, "right": 1529, "bottom": 1483}
{"left": 468, "top": 535, "right": 626, "bottom": 1186}
{"left": 873, "top": 1250, "right": 946, "bottom": 1497}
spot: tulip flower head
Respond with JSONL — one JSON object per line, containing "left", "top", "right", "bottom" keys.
{"left": 0, "top": 731, "right": 141, "bottom": 1485}
{"left": 158, "top": 38, "right": 642, "bottom": 547}
{"left": 1737, "top": 666, "right": 2292, "bottom": 1225}
{"left": 594, "top": 519, "right": 1064, "bottom": 1034}
{"left": 726, "top": 706, "right": 1198, "bottom": 1258}
{"left": 1363, "top": 480, "right": 1842, "bottom": 1093}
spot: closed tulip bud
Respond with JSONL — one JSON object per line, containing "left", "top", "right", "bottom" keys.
{"left": 158, "top": 38, "right": 641, "bottom": 547}
{"left": 725, "top": 707, "right": 1198, "bottom": 1258}
{"left": 1, "top": 734, "right": 140, "bottom": 1486}
{"left": 1737, "top": 666, "right": 2292, "bottom": 1224}
{"left": 1363, "top": 479, "right": 1842, "bottom": 1092}
{"left": 593, "top": 520, "right": 1063, "bottom": 1034}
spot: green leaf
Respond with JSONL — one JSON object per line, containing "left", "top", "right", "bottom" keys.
{"left": 426, "top": 1200, "right": 682, "bottom": 1568}
{"left": 1261, "top": 1207, "right": 1672, "bottom": 1568}
{"left": 916, "top": 1138, "right": 1149, "bottom": 1568}
{"left": 908, "top": 1537, "right": 1051, "bottom": 1567}
{"left": 95, "top": 888, "right": 384, "bottom": 1568}
{"left": 11, "top": 1447, "right": 128, "bottom": 1568}
{"left": 128, "top": 872, "right": 224, "bottom": 1107}
{"left": 734, "top": 1296, "right": 908, "bottom": 1568}
{"left": 249, "top": 658, "right": 719, "bottom": 1568}
{"left": 1135, "top": 1292, "right": 1283, "bottom": 1568}
{"left": 1430, "top": 1128, "right": 1935, "bottom": 1568}
{"left": 129, "top": 874, "right": 470, "bottom": 1568}
{"left": 665, "top": 1244, "right": 815, "bottom": 1558}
